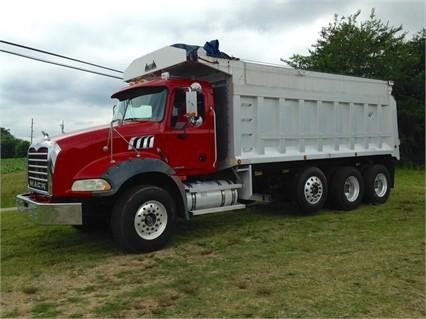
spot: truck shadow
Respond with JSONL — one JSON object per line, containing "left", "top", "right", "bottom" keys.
{"left": 172, "top": 202, "right": 335, "bottom": 247}
{"left": 19, "top": 203, "right": 335, "bottom": 255}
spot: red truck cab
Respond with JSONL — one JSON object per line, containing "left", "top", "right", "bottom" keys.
{"left": 17, "top": 77, "right": 223, "bottom": 252}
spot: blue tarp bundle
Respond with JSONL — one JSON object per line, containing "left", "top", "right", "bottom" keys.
{"left": 172, "top": 40, "right": 234, "bottom": 61}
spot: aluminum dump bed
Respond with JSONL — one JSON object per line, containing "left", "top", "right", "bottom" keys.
{"left": 125, "top": 45, "right": 400, "bottom": 168}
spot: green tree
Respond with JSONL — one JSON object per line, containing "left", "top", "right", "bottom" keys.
{"left": 15, "top": 140, "right": 30, "bottom": 157}
{"left": 1, "top": 127, "right": 30, "bottom": 158}
{"left": 285, "top": 10, "right": 425, "bottom": 164}
{"left": 1, "top": 128, "right": 16, "bottom": 158}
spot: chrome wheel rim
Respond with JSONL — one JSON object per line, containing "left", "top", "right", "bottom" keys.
{"left": 344, "top": 176, "right": 360, "bottom": 202}
{"left": 134, "top": 200, "right": 168, "bottom": 240}
{"left": 304, "top": 176, "right": 323, "bottom": 205}
{"left": 374, "top": 173, "right": 388, "bottom": 197}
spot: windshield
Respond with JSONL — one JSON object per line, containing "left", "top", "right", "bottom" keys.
{"left": 114, "top": 87, "right": 167, "bottom": 122}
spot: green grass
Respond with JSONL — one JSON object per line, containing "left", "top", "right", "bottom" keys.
{"left": 1, "top": 171, "right": 26, "bottom": 208}
{"left": 0, "top": 168, "right": 424, "bottom": 317}
{"left": 1, "top": 158, "right": 27, "bottom": 208}
{"left": 1, "top": 158, "right": 26, "bottom": 174}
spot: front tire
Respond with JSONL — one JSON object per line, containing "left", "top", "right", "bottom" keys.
{"left": 111, "top": 185, "right": 176, "bottom": 253}
{"left": 294, "top": 166, "right": 328, "bottom": 214}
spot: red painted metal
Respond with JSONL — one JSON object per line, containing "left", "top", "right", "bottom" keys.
{"left": 48, "top": 79, "right": 216, "bottom": 198}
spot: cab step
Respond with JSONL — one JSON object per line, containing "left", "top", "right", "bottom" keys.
{"left": 191, "top": 204, "right": 246, "bottom": 216}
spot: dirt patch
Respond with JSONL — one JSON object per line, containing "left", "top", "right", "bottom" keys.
{"left": 1, "top": 250, "right": 177, "bottom": 317}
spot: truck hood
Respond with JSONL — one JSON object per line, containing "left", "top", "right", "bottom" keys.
{"left": 51, "top": 124, "right": 111, "bottom": 143}
{"left": 51, "top": 121, "right": 162, "bottom": 157}
{"left": 49, "top": 120, "right": 162, "bottom": 197}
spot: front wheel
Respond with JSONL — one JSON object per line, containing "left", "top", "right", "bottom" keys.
{"left": 111, "top": 185, "right": 176, "bottom": 253}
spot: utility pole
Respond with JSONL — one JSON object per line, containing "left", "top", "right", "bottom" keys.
{"left": 30, "top": 118, "right": 34, "bottom": 144}
{"left": 60, "top": 120, "right": 65, "bottom": 134}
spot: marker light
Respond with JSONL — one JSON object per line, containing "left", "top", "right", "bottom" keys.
{"left": 161, "top": 72, "right": 170, "bottom": 80}
{"left": 71, "top": 179, "right": 112, "bottom": 192}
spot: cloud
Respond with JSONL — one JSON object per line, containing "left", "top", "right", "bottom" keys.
{"left": 0, "top": 0, "right": 423, "bottom": 141}
{"left": 221, "top": 0, "right": 352, "bottom": 32}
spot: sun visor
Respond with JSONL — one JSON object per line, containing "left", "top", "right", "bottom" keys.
{"left": 123, "top": 46, "right": 188, "bottom": 82}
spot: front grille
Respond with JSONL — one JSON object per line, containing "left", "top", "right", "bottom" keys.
{"left": 28, "top": 147, "right": 49, "bottom": 193}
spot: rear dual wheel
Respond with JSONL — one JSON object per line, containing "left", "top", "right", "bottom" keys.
{"left": 329, "top": 165, "right": 391, "bottom": 210}
{"left": 293, "top": 164, "right": 390, "bottom": 213}
{"left": 294, "top": 166, "right": 328, "bottom": 213}
{"left": 330, "top": 167, "right": 364, "bottom": 210}
{"left": 363, "top": 165, "right": 391, "bottom": 204}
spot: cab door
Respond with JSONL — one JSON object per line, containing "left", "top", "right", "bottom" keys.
{"left": 165, "top": 87, "right": 216, "bottom": 176}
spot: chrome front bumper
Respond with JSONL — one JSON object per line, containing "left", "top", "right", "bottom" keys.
{"left": 16, "top": 193, "right": 82, "bottom": 225}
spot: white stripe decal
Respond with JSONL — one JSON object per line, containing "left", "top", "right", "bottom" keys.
{"left": 128, "top": 137, "right": 136, "bottom": 150}
{"left": 136, "top": 137, "right": 143, "bottom": 149}
{"left": 142, "top": 136, "right": 149, "bottom": 148}
{"left": 128, "top": 135, "right": 155, "bottom": 150}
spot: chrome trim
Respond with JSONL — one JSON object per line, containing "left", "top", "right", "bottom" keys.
{"left": 27, "top": 140, "right": 61, "bottom": 195}
{"left": 28, "top": 170, "right": 48, "bottom": 175}
{"left": 28, "top": 176, "right": 48, "bottom": 182}
{"left": 29, "top": 164, "right": 47, "bottom": 169}
{"left": 16, "top": 193, "right": 82, "bottom": 225}
{"left": 28, "top": 187, "right": 50, "bottom": 196}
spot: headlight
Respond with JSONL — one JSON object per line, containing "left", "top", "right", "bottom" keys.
{"left": 71, "top": 179, "right": 112, "bottom": 192}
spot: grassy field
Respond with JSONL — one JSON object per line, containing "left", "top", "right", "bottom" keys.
{"left": 0, "top": 158, "right": 26, "bottom": 174}
{"left": 0, "top": 167, "right": 424, "bottom": 317}
{"left": 1, "top": 158, "right": 27, "bottom": 208}
{"left": 1, "top": 172, "right": 26, "bottom": 208}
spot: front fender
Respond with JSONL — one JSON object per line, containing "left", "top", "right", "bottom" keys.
{"left": 102, "top": 158, "right": 174, "bottom": 194}
{"left": 99, "top": 158, "right": 189, "bottom": 219}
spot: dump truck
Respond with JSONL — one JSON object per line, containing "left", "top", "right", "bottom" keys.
{"left": 17, "top": 41, "right": 400, "bottom": 252}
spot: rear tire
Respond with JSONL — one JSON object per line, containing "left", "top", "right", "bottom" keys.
{"left": 294, "top": 166, "right": 328, "bottom": 214}
{"left": 330, "top": 166, "right": 364, "bottom": 211}
{"left": 363, "top": 165, "right": 391, "bottom": 204}
{"left": 111, "top": 185, "right": 176, "bottom": 253}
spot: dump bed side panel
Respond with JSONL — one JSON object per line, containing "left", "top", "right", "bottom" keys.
{"left": 205, "top": 59, "right": 400, "bottom": 167}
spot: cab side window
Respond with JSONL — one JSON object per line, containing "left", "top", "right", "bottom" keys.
{"left": 171, "top": 89, "right": 186, "bottom": 129}
{"left": 171, "top": 88, "right": 205, "bottom": 129}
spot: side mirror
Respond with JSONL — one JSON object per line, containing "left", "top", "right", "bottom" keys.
{"left": 185, "top": 90, "right": 197, "bottom": 116}
{"left": 112, "top": 104, "right": 123, "bottom": 125}
{"left": 190, "top": 115, "right": 203, "bottom": 128}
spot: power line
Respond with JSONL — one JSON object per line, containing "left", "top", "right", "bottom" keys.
{"left": 0, "top": 49, "right": 123, "bottom": 80}
{"left": 0, "top": 40, "right": 123, "bottom": 73}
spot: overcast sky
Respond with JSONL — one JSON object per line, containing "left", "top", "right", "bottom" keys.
{"left": 0, "top": 0, "right": 424, "bottom": 141}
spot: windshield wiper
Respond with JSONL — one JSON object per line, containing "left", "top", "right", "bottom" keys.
{"left": 123, "top": 118, "right": 142, "bottom": 122}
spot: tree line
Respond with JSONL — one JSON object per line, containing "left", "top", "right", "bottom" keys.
{"left": 285, "top": 10, "right": 425, "bottom": 164}
{"left": 1, "top": 128, "right": 30, "bottom": 158}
